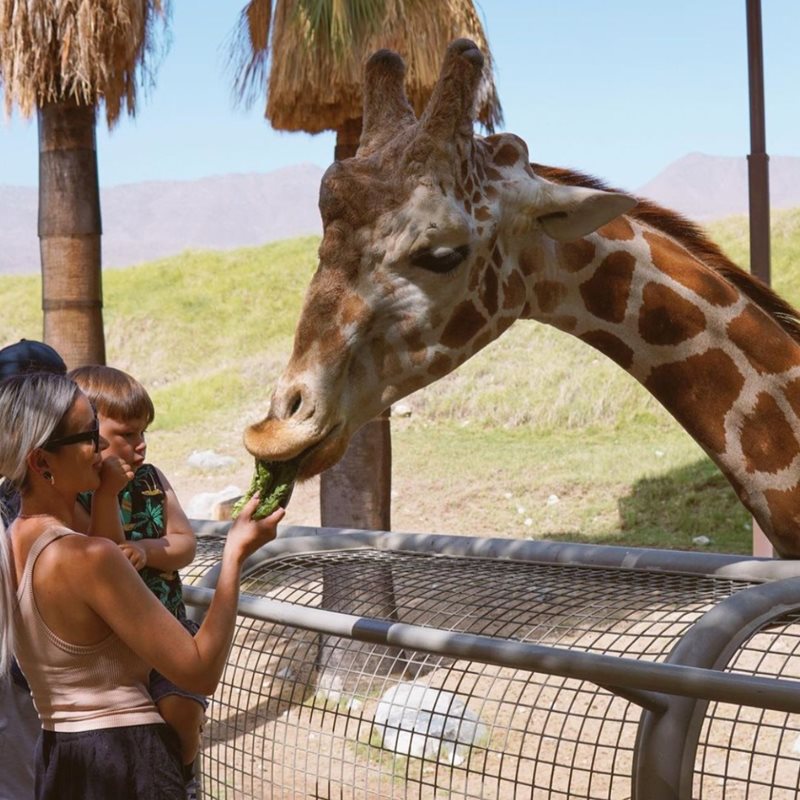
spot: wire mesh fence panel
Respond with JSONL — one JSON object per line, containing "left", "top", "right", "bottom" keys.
{"left": 181, "top": 533, "right": 226, "bottom": 584}
{"left": 694, "top": 610, "right": 800, "bottom": 800}
{"left": 191, "top": 545, "right": 782, "bottom": 800}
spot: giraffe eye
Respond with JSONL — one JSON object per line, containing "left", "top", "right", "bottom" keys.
{"left": 409, "top": 245, "right": 469, "bottom": 274}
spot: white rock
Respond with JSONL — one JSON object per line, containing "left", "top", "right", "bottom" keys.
{"left": 185, "top": 485, "right": 242, "bottom": 519}
{"left": 187, "top": 449, "right": 237, "bottom": 469}
{"left": 373, "top": 682, "right": 486, "bottom": 764}
{"left": 692, "top": 536, "right": 711, "bottom": 546}
{"left": 392, "top": 402, "right": 412, "bottom": 417}
{"left": 546, "top": 494, "right": 560, "bottom": 506}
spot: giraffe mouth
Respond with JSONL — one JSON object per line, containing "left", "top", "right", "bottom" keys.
{"left": 294, "top": 423, "right": 347, "bottom": 479}
{"left": 244, "top": 418, "right": 347, "bottom": 480}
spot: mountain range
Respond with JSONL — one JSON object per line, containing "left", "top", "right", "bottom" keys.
{"left": 1, "top": 154, "right": 799, "bottom": 275}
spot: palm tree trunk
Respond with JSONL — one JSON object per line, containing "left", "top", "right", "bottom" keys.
{"left": 38, "top": 101, "right": 106, "bottom": 369}
{"left": 320, "top": 117, "right": 391, "bottom": 531}
{"left": 317, "top": 118, "right": 407, "bottom": 696}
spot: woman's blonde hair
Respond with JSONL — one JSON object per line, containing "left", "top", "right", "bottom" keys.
{"left": 0, "top": 373, "right": 79, "bottom": 679}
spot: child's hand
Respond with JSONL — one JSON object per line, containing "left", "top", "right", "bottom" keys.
{"left": 97, "top": 456, "right": 135, "bottom": 496}
{"left": 224, "top": 493, "right": 284, "bottom": 564}
{"left": 119, "top": 542, "right": 147, "bottom": 571}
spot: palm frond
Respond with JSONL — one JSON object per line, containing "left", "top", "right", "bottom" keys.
{"left": 229, "top": 0, "right": 502, "bottom": 134}
{"left": 0, "top": 0, "right": 171, "bottom": 126}
{"left": 226, "top": 0, "right": 273, "bottom": 112}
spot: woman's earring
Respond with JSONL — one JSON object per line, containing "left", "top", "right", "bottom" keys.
{"left": 42, "top": 471, "right": 54, "bottom": 485}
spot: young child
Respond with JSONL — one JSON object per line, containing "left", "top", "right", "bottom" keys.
{"left": 69, "top": 365, "right": 205, "bottom": 798}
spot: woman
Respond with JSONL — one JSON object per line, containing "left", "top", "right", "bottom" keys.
{"left": 0, "top": 372, "right": 284, "bottom": 799}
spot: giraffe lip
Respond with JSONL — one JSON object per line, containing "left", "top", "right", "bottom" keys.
{"left": 299, "top": 422, "right": 343, "bottom": 459}
{"left": 265, "top": 421, "right": 343, "bottom": 465}
{"left": 291, "top": 422, "right": 346, "bottom": 479}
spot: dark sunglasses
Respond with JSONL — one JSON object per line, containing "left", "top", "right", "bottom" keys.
{"left": 43, "top": 421, "right": 100, "bottom": 453}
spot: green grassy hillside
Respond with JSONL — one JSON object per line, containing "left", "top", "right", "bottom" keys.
{"left": 2, "top": 209, "right": 799, "bottom": 552}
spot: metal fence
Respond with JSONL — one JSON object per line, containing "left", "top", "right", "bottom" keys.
{"left": 182, "top": 525, "right": 800, "bottom": 799}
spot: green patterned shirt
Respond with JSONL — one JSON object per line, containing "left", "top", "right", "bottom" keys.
{"left": 79, "top": 463, "right": 186, "bottom": 619}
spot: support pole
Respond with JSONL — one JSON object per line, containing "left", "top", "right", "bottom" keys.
{"left": 745, "top": 0, "right": 774, "bottom": 558}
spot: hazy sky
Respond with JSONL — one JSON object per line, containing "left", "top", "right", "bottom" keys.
{"left": 1, "top": 0, "right": 797, "bottom": 191}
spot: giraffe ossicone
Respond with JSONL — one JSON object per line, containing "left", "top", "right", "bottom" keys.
{"left": 246, "top": 39, "right": 800, "bottom": 557}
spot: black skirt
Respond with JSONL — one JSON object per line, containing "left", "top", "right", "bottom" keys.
{"left": 36, "top": 723, "right": 185, "bottom": 799}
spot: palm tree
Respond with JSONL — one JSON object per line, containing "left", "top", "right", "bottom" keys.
{"left": 0, "top": 1, "right": 170, "bottom": 368}
{"left": 229, "top": 0, "right": 501, "bottom": 532}
{"left": 228, "top": 0, "right": 501, "bottom": 694}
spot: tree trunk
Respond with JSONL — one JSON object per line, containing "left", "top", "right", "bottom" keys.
{"left": 320, "top": 116, "right": 391, "bottom": 532}
{"left": 38, "top": 101, "right": 106, "bottom": 369}
{"left": 317, "top": 118, "right": 407, "bottom": 696}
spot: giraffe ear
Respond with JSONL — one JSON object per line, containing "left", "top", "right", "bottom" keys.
{"left": 537, "top": 184, "right": 638, "bottom": 241}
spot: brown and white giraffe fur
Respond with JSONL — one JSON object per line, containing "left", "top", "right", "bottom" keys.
{"left": 246, "top": 39, "right": 800, "bottom": 557}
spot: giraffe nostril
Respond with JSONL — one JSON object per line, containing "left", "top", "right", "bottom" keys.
{"left": 289, "top": 393, "right": 302, "bottom": 417}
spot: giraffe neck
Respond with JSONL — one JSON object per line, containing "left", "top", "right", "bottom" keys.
{"left": 517, "top": 216, "right": 800, "bottom": 556}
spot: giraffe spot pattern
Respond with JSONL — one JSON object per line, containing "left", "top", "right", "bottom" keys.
{"left": 644, "top": 230, "right": 739, "bottom": 306}
{"left": 441, "top": 300, "right": 487, "bottom": 348}
{"left": 427, "top": 351, "right": 453, "bottom": 379}
{"left": 579, "top": 250, "right": 636, "bottom": 324}
{"left": 548, "top": 315, "right": 578, "bottom": 332}
{"left": 783, "top": 378, "right": 800, "bottom": 422}
{"left": 503, "top": 269, "right": 527, "bottom": 310}
{"left": 339, "top": 293, "right": 368, "bottom": 328}
{"left": 740, "top": 392, "right": 800, "bottom": 474}
{"left": 473, "top": 328, "right": 495, "bottom": 354}
{"left": 491, "top": 246, "right": 503, "bottom": 270}
{"left": 533, "top": 280, "right": 567, "bottom": 314}
{"left": 579, "top": 331, "right": 634, "bottom": 370}
{"left": 645, "top": 349, "right": 745, "bottom": 454}
{"left": 493, "top": 143, "right": 523, "bottom": 167}
{"left": 638, "top": 282, "right": 706, "bottom": 345}
{"left": 760, "top": 486, "right": 800, "bottom": 557}
{"left": 559, "top": 239, "right": 596, "bottom": 273}
{"left": 469, "top": 257, "right": 485, "bottom": 292}
{"left": 496, "top": 315, "right": 516, "bottom": 336}
{"left": 475, "top": 206, "right": 492, "bottom": 221}
{"left": 518, "top": 250, "right": 540, "bottom": 276}
{"left": 481, "top": 265, "right": 499, "bottom": 316}
{"left": 727, "top": 304, "right": 800, "bottom": 374}
{"left": 597, "top": 217, "right": 635, "bottom": 241}
{"left": 404, "top": 331, "right": 427, "bottom": 367}
{"left": 373, "top": 339, "right": 401, "bottom": 380}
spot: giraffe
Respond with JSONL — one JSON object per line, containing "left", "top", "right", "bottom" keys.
{"left": 245, "top": 39, "right": 800, "bottom": 558}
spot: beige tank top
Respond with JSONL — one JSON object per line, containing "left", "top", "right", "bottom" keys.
{"left": 13, "top": 526, "right": 164, "bottom": 732}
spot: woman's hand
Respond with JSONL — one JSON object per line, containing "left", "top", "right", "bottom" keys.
{"left": 223, "top": 493, "right": 284, "bottom": 565}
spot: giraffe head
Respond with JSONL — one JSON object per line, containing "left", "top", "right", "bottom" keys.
{"left": 245, "top": 39, "right": 636, "bottom": 478}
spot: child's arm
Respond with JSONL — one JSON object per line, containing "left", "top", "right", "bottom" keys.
{"left": 130, "top": 466, "right": 196, "bottom": 571}
{"left": 74, "top": 457, "right": 133, "bottom": 543}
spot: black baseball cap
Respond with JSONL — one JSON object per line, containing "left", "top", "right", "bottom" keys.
{"left": 0, "top": 339, "right": 67, "bottom": 381}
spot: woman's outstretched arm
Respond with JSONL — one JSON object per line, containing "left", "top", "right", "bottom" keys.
{"left": 80, "top": 494, "right": 283, "bottom": 695}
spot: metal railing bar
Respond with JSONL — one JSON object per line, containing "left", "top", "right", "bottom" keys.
{"left": 184, "top": 584, "right": 800, "bottom": 715}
